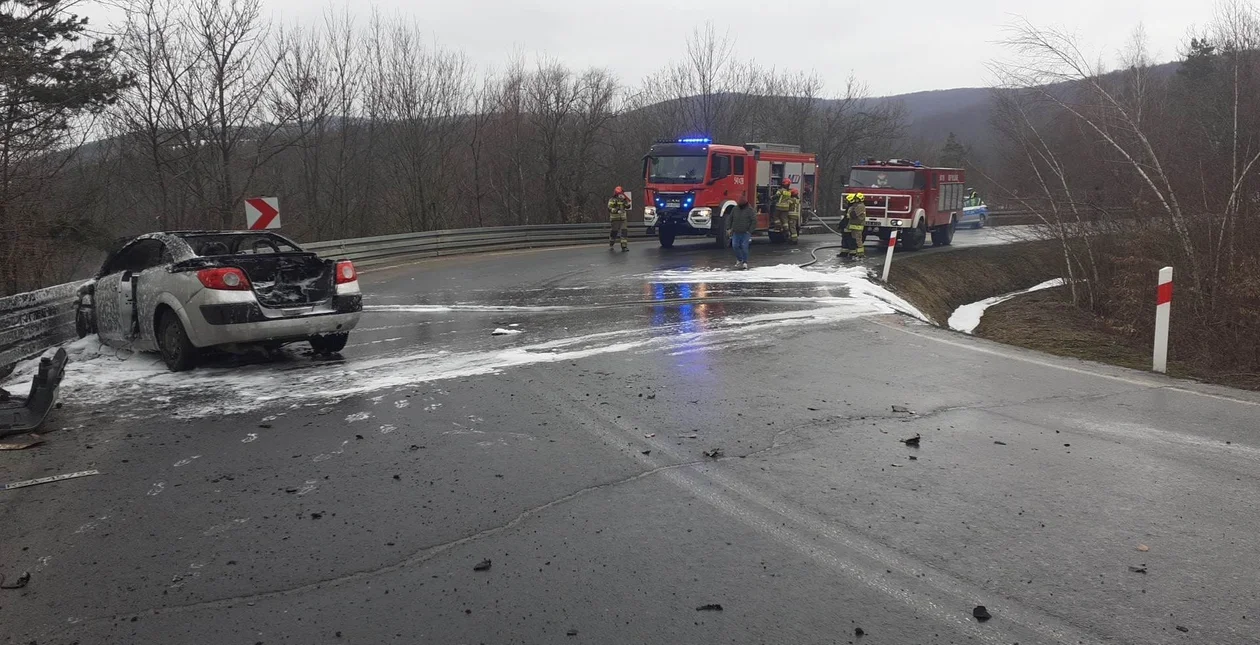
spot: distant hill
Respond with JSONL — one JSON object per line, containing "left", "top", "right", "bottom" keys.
{"left": 874, "top": 61, "right": 1183, "bottom": 163}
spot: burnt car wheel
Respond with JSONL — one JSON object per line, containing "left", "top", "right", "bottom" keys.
{"left": 158, "top": 311, "right": 198, "bottom": 372}
{"left": 309, "top": 332, "right": 349, "bottom": 354}
{"left": 75, "top": 307, "right": 93, "bottom": 339}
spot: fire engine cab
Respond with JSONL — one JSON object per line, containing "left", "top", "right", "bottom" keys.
{"left": 642, "top": 138, "right": 818, "bottom": 248}
{"left": 844, "top": 160, "right": 965, "bottom": 251}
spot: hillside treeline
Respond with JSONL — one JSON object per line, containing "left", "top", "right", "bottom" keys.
{"left": 0, "top": 0, "right": 906, "bottom": 294}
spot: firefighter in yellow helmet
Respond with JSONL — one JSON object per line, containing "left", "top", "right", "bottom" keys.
{"left": 787, "top": 188, "right": 802, "bottom": 243}
{"left": 773, "top": 178, "right": 793, "bottom": 241}
{"left": 607, "top": 186, "right": 631, "bottom": 251}
{"left": 839, "top": 193, "right": 867, "bottom": 260}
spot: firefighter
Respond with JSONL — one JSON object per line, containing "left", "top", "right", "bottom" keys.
{"left": 787, "top": 188, "right": 802, "bottom": 243}
{"left": 773, "top": 179, "right": 793, "bottom": 239}
{"left": 607, "top": 186, "right": 631, "bottom": 251}
{"left": 839, "top": 193, "right": 867, "bottom": 260}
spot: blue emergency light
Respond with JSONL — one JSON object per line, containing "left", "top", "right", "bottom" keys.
{"left": 677, "top": 137, "right": 711, "bottom": 144}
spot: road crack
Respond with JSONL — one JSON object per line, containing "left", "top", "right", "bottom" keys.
{"left": 46, "top": 460, "right": 707, "bottom": 635}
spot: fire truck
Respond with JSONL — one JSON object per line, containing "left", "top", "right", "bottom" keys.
{"left": 844, "top": 160, "right": 966, "bottom": 251}
{"left": 642, "top": 138, "right": 818, "bottom": 248}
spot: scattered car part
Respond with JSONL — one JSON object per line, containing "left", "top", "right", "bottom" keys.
{"left": 0, "top": 349, "right": 68, "bottom": 438}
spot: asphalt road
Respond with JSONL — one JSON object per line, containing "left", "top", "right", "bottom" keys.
{"left": 3, "top": 227, "right": 1259, "bottom": 645}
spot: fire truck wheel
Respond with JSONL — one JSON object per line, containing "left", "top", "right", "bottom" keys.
{"left": 714, "top": 213, "right": 729, "bottom": 248}
{"left": 659, "top": 227, "right": 676, "bottom": 248}
{"left": 931, "top": 215, "right": 956, "bottom": 247}
{"left": 903, "top": 219, "right": 928, "bottom": 252}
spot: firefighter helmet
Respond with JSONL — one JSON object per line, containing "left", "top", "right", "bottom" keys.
{"left": 790, "top": 188, "right": 799, "bottom": 197}
{"left": 781, "top": 178, "right": 791, "bottom": 188}
{"left": 614, "top": 186, "right": 624, "bottom": 195}
{"left": 846, "top": 193, "right": 865, "bottom": 204}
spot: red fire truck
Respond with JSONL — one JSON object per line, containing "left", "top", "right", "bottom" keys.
{"left": 844, "top": 159, "right": 965, "bottom": 251}
{"left": 642, "top": 138, "right": 818, "bottom": 248}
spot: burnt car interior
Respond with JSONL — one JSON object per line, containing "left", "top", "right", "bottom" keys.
{"left": 176, "top": 233, "right": 336, "bottom": 307}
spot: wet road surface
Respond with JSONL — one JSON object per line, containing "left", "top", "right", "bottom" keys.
{"left": 3, "top": 228, "right": 1259, "bottom": 645}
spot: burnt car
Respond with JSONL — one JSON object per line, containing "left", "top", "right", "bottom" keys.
{"left": 74, "top": 231, "right": 362, "bottom": 371}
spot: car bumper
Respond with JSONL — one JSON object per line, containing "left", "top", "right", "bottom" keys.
{"left": 183, "top": 288, "right": 362, "bottom": 348}
{"left": 864, "top": 217, "right": 913, "bottom": 229}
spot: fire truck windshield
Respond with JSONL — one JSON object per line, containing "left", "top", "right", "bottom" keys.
{"left": 849, "top": 169, "right": 919, "bottom": 190}
{"left": 648, "top": 156, "right": 707, "bottom": 184}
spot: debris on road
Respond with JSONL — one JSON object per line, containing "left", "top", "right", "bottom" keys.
{"left": 1128, "top": 566, "right": 1148, "bottom": 574}
{"left": 696, "top": 603, "right": 724, "bottom": 611}
{"left": 891, "top": 405, "right": 915, "bottom": 415}
{"left": 855, "top": 627, "right": 865, "bottom": 636}
{"left": 492, "top": 328, "right": 523, "bottom": 336}
{"left": 1176, "top": 626, "right": 1189, "bottom": 633}
{"left": 994, "top": 441, "right": 1007, "bottom": 446}
{"left": 900, "top": 434, "right": 921, "bottom": 447}
{"left": 310, "top": 512, "right": 323, "bottom": 519}
{"left": 908, "top": 455, "right": 918, "bottom": 461}
{"left": 566, "top": 629, "right": 579, "bottom": 636}
{"left": 0, "top": 349, "right": 68, "bottom": 437}
{"left": 647, "top": 394, "right": 656, "bottom": 400}
{"left": 3, "top": 469, "right": 100, "bottom": 492}
{"left": 641, "top": 450, "right": 651, "bottom": 455}
{"left": 644, "top": 433, "right": 656, "bottom": 438}
{"left": 0, "top": 434, "right": 43, "bottom": 450}
{"left": 0, "top": 572, "right": 31, "bottom": 589}
{"left": 1137, "top": 544, "right": 1150, "bottom": 552}
{"left": 973, "top": 606, "right": 992, "bottom": 622}
{"left": 703, "top": 448, "right": 724, "bottom": 459}
{"left": 473, "top": 559, "right": 492, "bottom": 571}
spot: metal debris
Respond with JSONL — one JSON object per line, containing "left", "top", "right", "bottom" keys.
{"left": 891, "top": 405, "right": 915, "bottom": 415}
{"left": 1128, "top": 566, "right": 1147, "bottom": 574}
{"left": 1176, "top": 626, "right": 1189, "bottom": 633}
{"left": 972, "top": 606, "right": 992, "bottom": 622}
{"left": 703, "top": 448, "right": 723, "bottom": 459}
{"left": 566, "top": 629, "right": 579, "bottom": 636}
{"left": 900, "top": 434, "right": 921, "bottom": 447}
{"left": 473, "top": 559, "right": 492, "bottom": 571}
{"left": 994, "top": 441, "right": 1007, "bottom": 446}
{"left": 855, "top": 627, "right": 865, "bottom": 636}
{"left": 4, "top": 470, "right": 100, "bottom": 491}
{"left": 0, "top": 572, "right": 31, "bottom": 589}
{"left": 696, "top": 603, "right": 723, "bottom": 611}
{"left": 0, "top": 434, "right": 43, "bottom": 450}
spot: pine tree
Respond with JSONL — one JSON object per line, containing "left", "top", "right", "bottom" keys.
{"left": 0, "top": 0, "right": 131, "bottom": 291}
{"left": 941, "top": 132, "right": 968, "bottom": 167}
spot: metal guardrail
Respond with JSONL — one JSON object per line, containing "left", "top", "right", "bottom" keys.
{"left": 304, "top": 222, "right": 650, "bottom": 268}
{"left": 0, "top": 222, "right": 648, "bottom": 374}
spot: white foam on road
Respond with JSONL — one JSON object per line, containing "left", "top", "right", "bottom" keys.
{"left": 1, "top": 264, "right": 935, "bottom": 419}
{"left": 3, "top": 298, "right": 892, "bottom": 420}
{"left": 948, "top": 278, "right": 1065, "bottom": 334}
{"left": 648, "top": 263, "right": 931, "bottom": 323}
{"left": 365, "top": 304, "right": 570, "bottom": 314}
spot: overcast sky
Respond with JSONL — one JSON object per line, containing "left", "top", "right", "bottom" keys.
{"left": 89, "top": 0, "right": 1207, "bottom": 96}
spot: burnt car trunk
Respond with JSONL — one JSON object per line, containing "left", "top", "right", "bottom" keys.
{"left": 232, "top": 254, "right": 336, "bottom": 307}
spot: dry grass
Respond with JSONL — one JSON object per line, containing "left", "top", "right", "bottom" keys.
{"left": 891, "top": 242, "right": 1260, "bottom": 392}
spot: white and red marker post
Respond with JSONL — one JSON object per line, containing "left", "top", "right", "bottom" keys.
{"left": 1153, "top": 266, "right": 1173, "bottom": 373}
{"left": 880, "top": 230, "right": 898, "bottom": 282}
{"left": 244, "top": 197, "right": 281, "bottom": 230}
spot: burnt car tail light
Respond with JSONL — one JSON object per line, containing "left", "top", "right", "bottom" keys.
{"left": 335, "top": 261, "right": 358, "bottom": 284}
{"left": 198, "top": 267, "right": 252, "bottom": 291}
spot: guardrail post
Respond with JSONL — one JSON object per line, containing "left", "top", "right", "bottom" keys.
{"left": 880, "top": 231, "right": 898, "bottom": 282}
{"left": 1153, "top": 266, "right": 1173, "bottom": 373}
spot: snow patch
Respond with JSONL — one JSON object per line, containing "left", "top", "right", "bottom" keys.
{"left": 948, "top": 278, "right": 1066, "bottom": 334}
